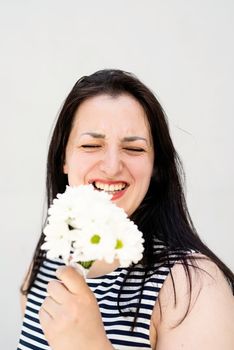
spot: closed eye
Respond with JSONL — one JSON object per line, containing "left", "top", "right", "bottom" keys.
{"left": 81, "top": 144, "right": 101, "bottom": 148}
{"left": 124, "top": 147, "right": 145, "bottom": 152}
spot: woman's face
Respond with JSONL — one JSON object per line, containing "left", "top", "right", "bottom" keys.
{"left": 64, "top": 94, "right": 154, "bottom": 216}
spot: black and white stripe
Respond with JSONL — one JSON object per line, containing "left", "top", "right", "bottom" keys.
{"left": 17, "top": 243, "right": 193, "bottom": 349}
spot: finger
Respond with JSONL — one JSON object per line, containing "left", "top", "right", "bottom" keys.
{"left": 41, "top": 296, "right": 60, "bottom": 319}
{"left": 47, "top": 279, "right": 69, "bottom": 304}
{"left": 39, "top": 303, "right": 53, "bottom": 327}
{"left": 56, "top": 266, "right": 87, "bottom": 295}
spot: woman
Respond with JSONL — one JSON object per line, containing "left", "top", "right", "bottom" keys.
{"left": 18, "top": 69, "right": 234, "bottom": 350}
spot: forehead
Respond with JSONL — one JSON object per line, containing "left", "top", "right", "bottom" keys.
{"left": 71, "top": 94, "right": 152, "bottom": 139}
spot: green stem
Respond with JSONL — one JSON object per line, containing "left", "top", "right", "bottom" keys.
{"left": 79, "top": 260, "right": 94, "bottom": 269}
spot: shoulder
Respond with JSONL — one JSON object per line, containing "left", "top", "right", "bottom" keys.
{"left": 152, "top": 254, "right": 234, "bottom": 350}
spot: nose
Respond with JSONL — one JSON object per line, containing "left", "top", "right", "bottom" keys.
{"left": 99, "top": 147, "right": 123, "bottom": 177}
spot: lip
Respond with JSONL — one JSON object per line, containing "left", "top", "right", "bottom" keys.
{"left": 111, "top": 188, "right": 127, "bottom": 200}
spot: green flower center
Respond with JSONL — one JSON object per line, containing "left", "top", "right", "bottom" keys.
{"left": 115, "top": 239, "right": 123, "bottom": 249}
{"left": 90, "top": 234, "right": 101, "bottom": 244}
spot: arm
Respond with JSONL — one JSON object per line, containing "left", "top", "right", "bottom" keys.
{"left": 152, "top": 256, "right": 234, "bottom": 350}
{"left": 20, "top": 263, "right": 32, "bottom": 316}
{"left": 20, "top": 293, "right": 27, "bottom": 316}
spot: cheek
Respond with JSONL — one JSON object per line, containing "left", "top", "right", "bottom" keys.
{"left": 130, "top": 159, "right": 153, "bottom": 183}
{"left": 135, "top": 165, "right": 153, "bottom": 198}
{"left": 65, "top": 153, "right": 97, "bottom": 183}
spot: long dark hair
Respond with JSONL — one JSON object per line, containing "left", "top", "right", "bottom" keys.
{"left": 21, "top": 69, "right": 234, "bottom": 327}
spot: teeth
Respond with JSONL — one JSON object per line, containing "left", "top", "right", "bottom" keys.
{"left": 109, "top": 184, "right": 114, "bottom": 191}
{"left": 104, "top": 184, "right": 109, "bottom": 191}
{"left": 99, "top": 183, "right": 105, "bottom": 190}
{"left": 94, "top": 181, "right": 127, "bottom": 192}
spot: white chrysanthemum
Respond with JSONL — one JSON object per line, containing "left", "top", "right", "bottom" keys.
{"left": 41, "top": 221, "right": 80, "bottom": 263}
{"left": 42, "top": 185, "right": 144, "bottom": 270}
{"left": 114, "top": 222, "right": 145, "bottom": 267}
{"left": 71, "top": 224, "right": 117, "bottom": 264}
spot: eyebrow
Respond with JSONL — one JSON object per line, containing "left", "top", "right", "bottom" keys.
{"left": 122, "top": 136, "right": 147, "bottom": 142}
{"left": 81, "top": 132, "right": 105, "bottom": 139}
{"left": 81, "top": 132, "right": 148, "bottom": 143}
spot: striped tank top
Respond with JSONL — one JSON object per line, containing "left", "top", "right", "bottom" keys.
{"left": 17, "top": 243, "right": 192, "bottom": 349}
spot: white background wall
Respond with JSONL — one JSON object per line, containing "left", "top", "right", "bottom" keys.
{"left": 0, "top": 0, "right": 233, "bottom": 348}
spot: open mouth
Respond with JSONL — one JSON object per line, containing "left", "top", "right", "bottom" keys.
{"left": 91, "top": 181, "right": 128, "bottom": 194}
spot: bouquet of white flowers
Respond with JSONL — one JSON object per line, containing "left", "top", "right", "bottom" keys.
{"left": 41, "top": 185, "right": 144, "bottom": 275}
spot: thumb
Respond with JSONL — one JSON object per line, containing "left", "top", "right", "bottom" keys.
{"left": 69, "top": 261, "right": 88, "bottom": 278}
{"left": 56, "top": 265, "right": 87, "bottom": 294}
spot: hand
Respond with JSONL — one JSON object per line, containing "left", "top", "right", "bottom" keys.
{"left": 39, "top": 265, "right": 113, "bottom": 350}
